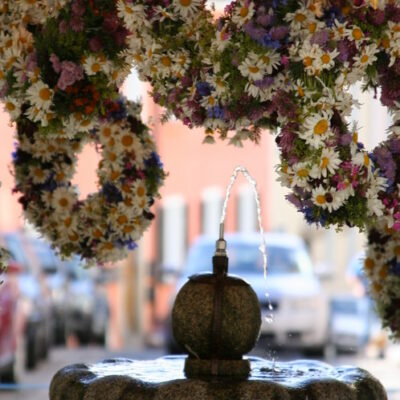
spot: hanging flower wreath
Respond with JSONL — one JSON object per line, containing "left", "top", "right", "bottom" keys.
{"left": 0, "top": 1, "right": 166, "bottom": 265}
{"left": 13, "top": 97, "right": 165, "bottom": 264}
{"left": 365, "top": 222, "right": 400, "bottom": 340}
{"left": 1, "top": 0, "right": 132, "bottom": 138}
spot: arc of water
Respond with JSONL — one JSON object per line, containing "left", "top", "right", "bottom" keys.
{"left": 220, "top": 166, "right": 276, "bottom": 363}
{"left": 220, "top": 166, "right": 267, "bottom": 280}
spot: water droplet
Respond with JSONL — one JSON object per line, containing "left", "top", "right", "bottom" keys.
{"left": 268, "top": 303, "right": 274, "bottom": 311}
{"left": 265, "top": 314, "right": 274, "bottom": 324}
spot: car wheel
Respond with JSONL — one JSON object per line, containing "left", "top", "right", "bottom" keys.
{"left": 303, "top": 346, "right": 326, "bottom": 358}
{"left": 54, "top": 323, "right": 66, "bottom": 345}
{"left": 25, "top": 330, "right": 37, "bottom": 370}
{"left": 0, "top": 359, "right": 17, "bottom": 383}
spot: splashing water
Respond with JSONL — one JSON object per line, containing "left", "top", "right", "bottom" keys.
{"left": 220, "top": 166, "right": 274, "bottom": 325}
{"left": 220, "top": 166, "right": 267, "bottom": 277}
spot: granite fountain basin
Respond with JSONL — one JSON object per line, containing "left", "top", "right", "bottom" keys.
{"left": 49, "top": 355, "right": 387, "bottom": 400}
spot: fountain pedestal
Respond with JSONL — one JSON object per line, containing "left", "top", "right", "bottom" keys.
{"left": 49, "top": 355, "right": 387, "bottom": 400}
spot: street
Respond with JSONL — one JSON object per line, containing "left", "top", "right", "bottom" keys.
{"left": 1, "top": 344, "right": 399, "bottom": 400}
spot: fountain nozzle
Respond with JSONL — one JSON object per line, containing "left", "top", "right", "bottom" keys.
{"left": 214, "top": 223, "right": 227, "bottom": 257}
{"left": 213, "top": 223, "right": 228, "bottom": 275}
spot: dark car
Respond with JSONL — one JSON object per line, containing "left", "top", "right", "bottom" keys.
{"left": 63, "top": 261, "right": 109, "bottom": 345}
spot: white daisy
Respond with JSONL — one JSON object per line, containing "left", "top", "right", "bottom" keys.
{"left": 310, "top": 148, "right": 341, "bottom": 178}
{"left": 200, "top": 93, "right": 218, "bottom": 108}
{"left": 83, "top": 55, "right": 106, "bottom": 76}
{"left": 231, "top": 1, "right": 254, "bottom": 27}
{"left": 115, "top": 131, "right": 144, "bottom": 164}
{"left": 29, "top": 165, "right": 50, "bottom": 184}
{"left": 25, "top": 104, "right": 50, "bottom": 125}
{"left": 172, "top": 0, "right": 202, "bottom": 19}
{"left": 26, "top": 80, "right": 54, "bottom": 111}
{"left": 353, "top": 43, "right": 378, "bottom": 69}
{"left": 311, "top": 185, "right": 328, "bottom": 209}
{"left": 51, "top": 187, "right": 76, "bottom": 214}
{"left": 3, "top": 96, "right": 21, "bottom": 120}
{"left": 116, "top": 1, "right": 149, "bottom": 30}
{"left": 155, "top": 52, "right": 174, "bottom": 78}
{"left": 212, "top": 27, "right": 230, "bottom": 51}
{"left": 238, "top": 52, "right": 265, "bottom": 81}
{"left": 291, "top": 162, "right": 311, "bottom": 188}
{"left": 300, "top": 111, "right": 332, "bottom": 148}
{"left": 297, "top": 42, "right": 320, "bottom": 75}
{"left": 206, "top": 73, "right": 229, "bottom": 97}
{"left": 345, "top": 25, "right": 365, "bottom": 46}
{"left": 260, "top": 51, "right": 280, "bottom": 75}
{"left": 353, "top": 151, "right": 373, "bottom": 176}
{"left": 315, "top": 48, "right": 339, "bottom": 71}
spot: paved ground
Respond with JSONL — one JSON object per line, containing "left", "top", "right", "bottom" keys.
{"left": 1, "top": 344, "right": 399, "bottom": 400}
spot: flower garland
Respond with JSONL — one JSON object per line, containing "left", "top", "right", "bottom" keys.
{"left": 365, "top": 222, "right": 400, "bottom": 340}
{"left": 13, "top": 97, "right": 165, "bottom": 264}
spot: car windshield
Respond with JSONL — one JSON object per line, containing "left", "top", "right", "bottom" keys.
{"left": 184, "top": 241, "right": 313, "bottom": 277}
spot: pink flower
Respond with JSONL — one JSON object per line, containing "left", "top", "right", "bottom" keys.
{"left": 70, "top": 16, "right": 84, "bottom": 32}
{"left": 280, "top": 55, "right": 289, "bottom": 67}
{"left": 393, "top": 222, "right": 400, "bottom": 231}
{"left": 337, "top": 182, "right": 346, "bottom": 191}
{"left": 71, "top": 0, "right": 85, "bottom": 16}
{"left": 89, "top": 37, "right": 103, "bottom": 52}
{"left": 59, "top": 20, "right": 68, "bottom": 34}
{"left": 50, "top": 53, "right": 61, "bottom": 73}
{"left": 57, "top": 61, "right": 84, "bottom": 90}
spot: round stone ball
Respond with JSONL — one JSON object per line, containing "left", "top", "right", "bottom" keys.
{"left": 172, "top": 274, "right": 261, "bottom": 359}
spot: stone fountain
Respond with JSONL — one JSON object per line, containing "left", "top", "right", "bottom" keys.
{"left": 49, "top": 230, "right": 387, "bottom": 400}
{"left": 50, "top": 168, "right": 387, "bottom": 399}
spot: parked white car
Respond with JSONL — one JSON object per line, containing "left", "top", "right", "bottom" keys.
{"left": 166, "top": 232, "right": 329, "bottom": 353}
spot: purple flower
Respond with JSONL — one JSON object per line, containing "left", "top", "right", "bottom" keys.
{"left": 57, "top": 61, "right": 84, "bottom": 90}
{"left": 25, "top": 51, "right": 38, "bottom": 72}
{"left": 368, "top": 9, "right": 385, "bottom": 25}
{"left": 70, "top": 16, "right": 84, "bottom": 32}
{"left": 50, "top": 53, "right": 61, "bottom": 73}
{"left": 248, "top": 108, "right": 263, "bottom": 122}
{"left": 269, "top": 26, "right": 288, "bottom": 41}
{"left": 339, "top": 133, "right": 352, "bottom": 145}
{"left": 256, "top": 11, "right": 275, "bottom": 27}
{"left": 310, "top": 30, "right": 330, "bottom": 47}
{"left": 254, "top": 76, "right": 274, "bottom": 89}
{"left": 391, "top": 138, "right": 400, "bottom": 154}
{"left": 71, "top": 0, "right": 86, "bottom": 16}
{"left": 89, "top": 37, "right": 103, "bottom": 52}
{"left": 286, "top": 193, "right": 302, "bottom": 210}
{"left": 0, "top": 83, "right": 8, "bottom": 98}
{"left": 243, "top": 22, "right": 267, "bottom": 40}
{"left": 276, "top": 123, "right": 297, "bottom": 154}
{"left": 337, "top": 40, "right": 356, "bottom": 63}
{"left": 373, "top": 145, "right": 396, "bottom": 181}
